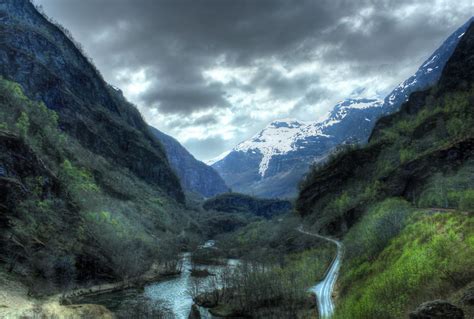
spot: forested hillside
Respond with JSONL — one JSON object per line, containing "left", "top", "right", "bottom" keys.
{"left": 0, "top": 0, "right": 201, "bottom": 294}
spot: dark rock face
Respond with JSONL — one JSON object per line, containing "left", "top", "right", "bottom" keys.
{"left": 382, "top": 17, "right": 472, "bottom": 114}
{"left": 203, "top": 193, "right": 292, "bottom": 218}
{"left": 149, "top": 126, "right": 229, "bottom": 198}
{"left": 409, "top": 300, "right": 464, "bottom": 319}
{"left": 0, "top": 0, "right": 183, "bottom": 201}
{"left": 0, "top": 130, "right": 61, "bottom": 205}
{"left": 439, "top": 21, "right": 474, "bottom": 92}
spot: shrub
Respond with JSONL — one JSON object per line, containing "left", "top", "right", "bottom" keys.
{"left": 459, "top": 189, "right": 474, "bottom": 211}
{"left": 15, "top": 111, "right": 29, "bottom": 138}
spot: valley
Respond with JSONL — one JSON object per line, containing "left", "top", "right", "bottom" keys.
{"left": 0, "top": 1, "right": 473, "bottom": 319}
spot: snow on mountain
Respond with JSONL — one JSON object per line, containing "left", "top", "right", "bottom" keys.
{"left": 235, "top": 119, "right": 309, "bottom": 176}
{"left": 384, "top": 16, "right": 473, "bottom": 112}
{"left": 228, "top": 99, "right": 383, "bottom": 177}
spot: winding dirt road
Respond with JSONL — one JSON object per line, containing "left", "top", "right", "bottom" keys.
{"left": 298, "top": 226, "right": 343, "bottom": 319}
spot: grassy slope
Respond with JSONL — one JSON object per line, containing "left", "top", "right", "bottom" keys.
{"left": 336, "top": 206, "right": 473, "bottom": 318}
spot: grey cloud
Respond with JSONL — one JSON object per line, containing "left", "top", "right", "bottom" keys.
{"left": 35, "top": 0, "right": 473, "bottom": 160}
{"left": 183, "top": 136, "right": 229, "bottom": 161}
{"left": 141, "top": 82, "right": 230, "bottom": 114}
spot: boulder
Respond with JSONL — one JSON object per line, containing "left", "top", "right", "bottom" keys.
{"left": 461, "top": 287, "right": 474, "bottom": 306}
{"left": 409, "top": 300, "right": 464, "bottom": 319}
{"left": 188, "top": 304, "right": 201, "bottom": 319}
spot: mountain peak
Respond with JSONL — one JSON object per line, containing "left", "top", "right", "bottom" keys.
{"left": 269, "top": 118, "right": 308, "bottom": 128}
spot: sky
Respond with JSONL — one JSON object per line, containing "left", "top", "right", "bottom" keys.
{"left": 34, "top": 0, "right": 473, "bottom": 161}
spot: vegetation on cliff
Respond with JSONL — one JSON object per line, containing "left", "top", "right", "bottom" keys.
{"left": 0, "top": 78, "right": 196, "bottom": 293}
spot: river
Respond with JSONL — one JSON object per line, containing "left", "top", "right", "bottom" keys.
{"left": 75, "top": 251, "right": 237, "bottom": 318}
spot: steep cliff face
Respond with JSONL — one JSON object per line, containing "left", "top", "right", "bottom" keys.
{"left": 149, "top": 127, "right": 229, "bottom": 198}
{"left": 296, "top": 22, "right": 474, "bottom": 235}
{"left": 0, "top": 0, "right": 183, "bottom": 201}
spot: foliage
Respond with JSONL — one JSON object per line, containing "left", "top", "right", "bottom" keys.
{"left": 343, "top": 198, "right": 413, "bottom": 262}
{"left": 15, "top": 112, "right": 29, "bottom": 138}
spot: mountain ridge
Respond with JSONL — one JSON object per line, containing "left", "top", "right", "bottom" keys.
{"left": 149, "top": 126, "right": 229, "bottom": 198}
{"left": 211, "top": 17, "right": 473, "bottom": 199}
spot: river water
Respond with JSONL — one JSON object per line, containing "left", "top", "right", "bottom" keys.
{"left": 75, "top": 251, "right": 236, "bottom": 318}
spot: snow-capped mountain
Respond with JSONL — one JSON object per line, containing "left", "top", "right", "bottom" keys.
{"left": 212, "top": 18, "right": 472, "bottom": 199}
{"left": 212, "top": 98, "right": 384, "bottom": 198}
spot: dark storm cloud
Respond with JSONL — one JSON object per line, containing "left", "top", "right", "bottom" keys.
{"left": 35, "top": 0, "right": 473, "bottom": 159}
{"left": 141, "top": 82, "right": 230, "bottom": 114}
{"left": 248, "top": 66, "right": 320, "bottom": 100}
{"left": 35, "top": 0, "right": 361, "bottom": 113}
{"left": 165, "top": 113, "right": 219, "bottom": 130}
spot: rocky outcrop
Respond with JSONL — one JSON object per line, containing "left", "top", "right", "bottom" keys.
{"left": 188, "top": 304, "right": 201, "bottom": 319}
{"left": 0, "top": 0, "right": 183, "bottom": 201}
{"left": 149, "top": 126, "right": 229, "bottom": 198}
{"left": 409, "top": 300, "right": 464, "bottom": 319}
{"left": 461, "top": 287, "right": 474, "bottom": 306}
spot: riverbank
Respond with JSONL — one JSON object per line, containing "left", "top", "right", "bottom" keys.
{"left": 0, "top": 271, "right": 113, "bottom": 319}
{"left": 62, "top": 268, "right": 181, "bottom": 304}
{"left": 0, "top": 257, "right": 182, "bottom": 318}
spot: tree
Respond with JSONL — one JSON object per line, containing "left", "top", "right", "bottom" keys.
{"left": 16, "top": 111, "right": 29, "bottom": 138}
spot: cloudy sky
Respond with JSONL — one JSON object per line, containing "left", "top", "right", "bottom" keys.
{"left": 35, "top": 0, "right": 472, "bottom": 161}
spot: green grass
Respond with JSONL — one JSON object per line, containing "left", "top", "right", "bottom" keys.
{"left": 335, "top": 211, "right": 474, "bottom": 319}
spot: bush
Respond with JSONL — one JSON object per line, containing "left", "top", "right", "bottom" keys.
{"left": 343, "top": 198, "right": 413, "bottom": 262}
{"left": 15, "top": 111, "right": 29, "bottom": 138}
{"left": 459, "top": 189, "right": 474, "bottom": 211}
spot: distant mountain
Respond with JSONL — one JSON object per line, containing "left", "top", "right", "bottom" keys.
{"left": 212, "top": 17, "right": 473, "bottom": 199}
{"left": 149, "top": 126, "right": 229, "bottom": 198}
{"left": 202, "top": 193, "right": 292, "bottom": 219}
{"left": 212, "top": 99, "right": 383, "bottom": 198}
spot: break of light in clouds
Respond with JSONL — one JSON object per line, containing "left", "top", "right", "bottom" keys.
{"left": 34, "top": 0, "right": 473, "bottom": 161}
